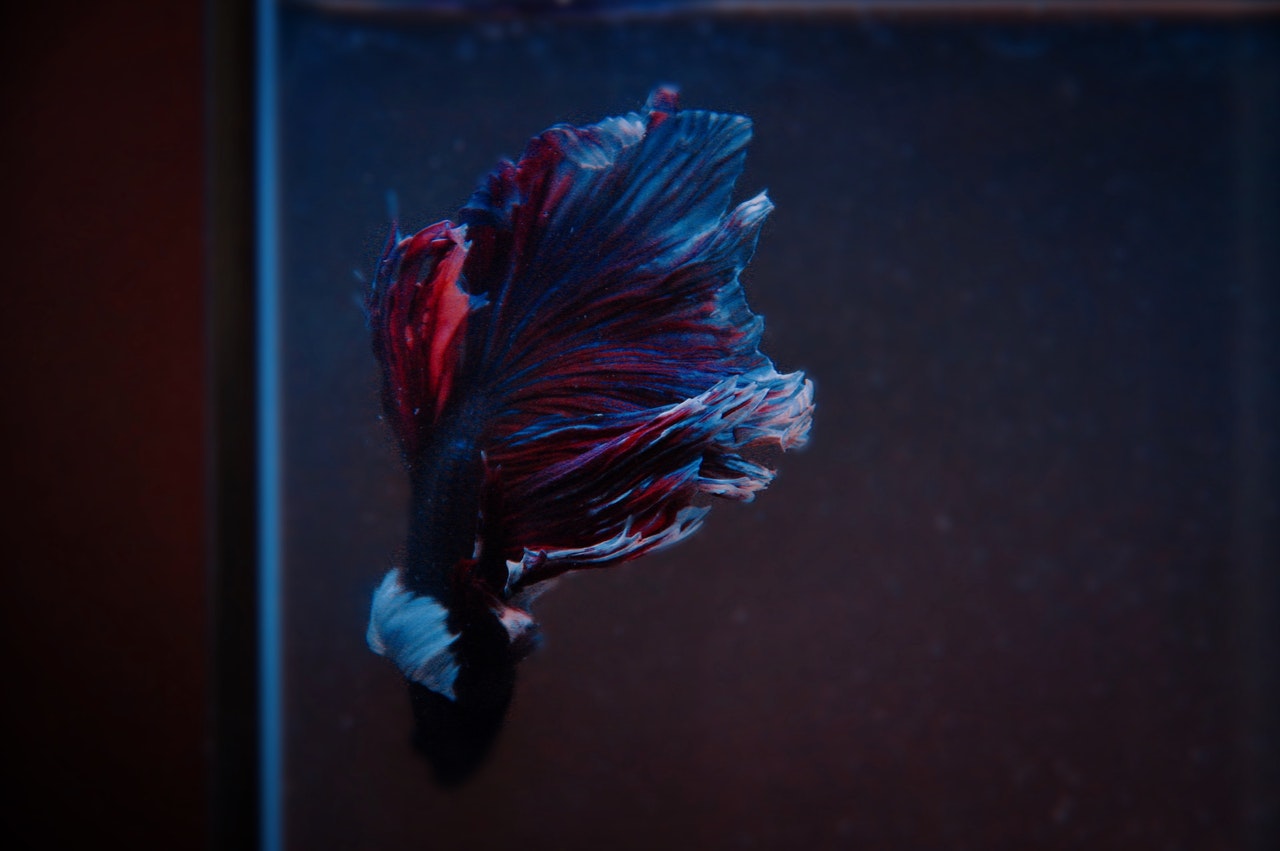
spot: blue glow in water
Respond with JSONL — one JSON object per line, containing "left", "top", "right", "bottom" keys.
{"left": 257, "top": 0, "right": 282, "bottom": 850}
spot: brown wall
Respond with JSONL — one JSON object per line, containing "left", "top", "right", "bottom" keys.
{"left": 2, "top": 3, "right": 207, "bottom": 847}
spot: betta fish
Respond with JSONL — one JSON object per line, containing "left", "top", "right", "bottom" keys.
{"left": 366, "top": 87, "right": 813, "bottom": 778}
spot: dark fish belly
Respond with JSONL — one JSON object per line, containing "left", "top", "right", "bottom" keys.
{"left": 402, "top": 406, "right": 486, "bottom": 606}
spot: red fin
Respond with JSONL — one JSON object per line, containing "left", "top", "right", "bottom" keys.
{"left": 368, "top": 223, "right": 477, "bottom": 458}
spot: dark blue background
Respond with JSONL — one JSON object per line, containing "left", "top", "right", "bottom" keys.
{"left": 272, "top": 10, "right": 1277, "bottom": 850}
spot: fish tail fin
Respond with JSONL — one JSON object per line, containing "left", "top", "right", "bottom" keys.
{"left": 449, "top": 88, "right": 815, "bottom": 591}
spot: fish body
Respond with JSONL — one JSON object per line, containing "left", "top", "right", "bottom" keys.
{"left": 366, "top": 87, "right": 814, "bottom": 710}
